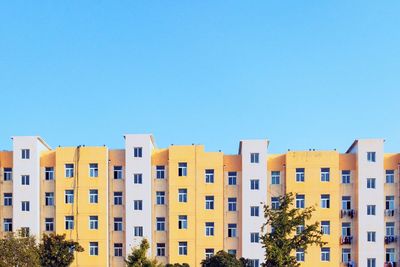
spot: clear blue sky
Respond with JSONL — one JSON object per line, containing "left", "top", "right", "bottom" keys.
{"left": 1, "top": 1, "right": 399, "bottom": 154}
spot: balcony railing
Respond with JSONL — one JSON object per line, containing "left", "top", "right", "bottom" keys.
{"left": 385, "top": 209, "right": 396, "bottom": 217}
{"left": 340, "top": 236, "right": 353, "bottom": 245}
{"left": 340, "top": 209, "right": 355, "bottom": 218}
{"left": 384, "top": 235, "right": 397, "bottom": 244}
{"left": 384, "top": 262, "right": 396, "bottom": 267}
{"left": 343, "top": 261, "right": 355, "bottom": 267}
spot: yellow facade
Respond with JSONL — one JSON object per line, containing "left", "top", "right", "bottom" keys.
{"left": 1, "top": 136, "right": 399, "bottom": 267}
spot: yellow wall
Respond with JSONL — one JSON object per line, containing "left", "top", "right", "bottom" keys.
{"left": 55, "top": 146, "right": 109, "bottom": 267}
{"left": 0, "top": 152, "right": 13, "bottom": 238}
{"left": 286, "top": 151, "right": 340, "bottom": 266}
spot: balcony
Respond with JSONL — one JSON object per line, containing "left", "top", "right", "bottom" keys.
{"left": 384, "top": 235, "right": 397, "bottom": 244}
{"left": 343, "top": 262, "right": 355, "bottom": 267}
{"left": 340, "top": 209, "right": 355, "bottom": 218}
{"left": 385, "top": 209, "right": 396, "bottom": 217}
{"left": 340, "top": 236, "right": 353, "bottom": 245}
{"left": 384, "top": 262, "right": 396, "bottom": 267}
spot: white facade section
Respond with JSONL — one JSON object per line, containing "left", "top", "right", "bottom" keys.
{"left": 352, "top": 139, "right": 385, "bottom": 266}
{"left": 124, "top": 134, "right": 154, "bottom": 255}
{"left": 239, "top": 139, "right": 268, "bottom": 264}
{"left": 12, "top": 136, "right": 50, "bottom": 237}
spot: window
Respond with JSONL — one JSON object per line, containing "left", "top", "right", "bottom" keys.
{"left": 21, "top": 201, "right": 30, "bottom": 211}
{"left": 250, "top": 206, "right": 259, "bottom": 217}
{"left": 178, "top": 215, "right": 188, "bottom": 229}
{"left": 367, "top": 152, "right": 376, "bottom": 162}
{"left": 296, "top": 194, "right": 305, "bottom": 208}
{"left": 342, "top": 170, "right": 351, "bottom": 184}
{"left": 134, "top": 147, "right": 143, "bottom": 157}
{"left": 114, "top": 192, "right": 123, "bottom": 205}
{"left": 271, "top": 171, "right": 280, "bottom": 185}
{"left": 65, "top": 190, "right": 74, "bottom": 204}
{"left": 228, "top": 172, "right": 237, "bottom": 185}
{"left": 367, "top": 258, "right": 376, "bottom": 267}
{"left": 321, "top": 247, "right": 330, "bottom": 262}
{"left": 205, "top": 222, "right": 214, "bottom": 236}
{"left": 228, "top": 198, "right": 237, "bottom": 211}
{"left": 20, "top": 227, "right": 29, "bottom": 237}
{"left": 205, "top": 249, "right": 214, "bottom": 259}
{"left": 296, "top": 249, "right": 305, "bottom": 262}
{"left": 367, "top": 178, "right": 376, "bottom": 189}
{"left": 342, "top": 196, "right": 351, "bottom": 210}
{"left": 205, "top": 196, "right": 214, "bottom": 210}
{"left": 157, "top": 243, "right": 166, "bottom": 257}
{"left": 45, "top": 218, "right": 54, "bottom": 231}
{"left": 271, "top": 197, "right": 280, "bottom": 210}
{"left": 321, "top": 221, "right": 330, "bottom": 235}
{"left": 205, "top": 169, "right": 214, "bottom": 183}
{"left": 178, "top": 242, "right": 187, "bottom": 255}
{"left": 178, "top": 189, "right": 187, "bottom": 203}
{"left": 134, "top": 173, "right": 143, "bottom": 184}
{"left": 342, "top": 248, "right": 351, "bottom": 263}
{"left": 134, "top": 226, "right": 143, "bottom": 236}
{"left": 89, "top": 163, "right": 98, "bottom": 177}
{"left": 89, "top": 242, "right": 98, "bottom": 256}
{"left": 156, "top": 217, "right": 165, "bottom": 231}
{"left": 45, "top": 167, "right": 54, "bottom": 180}
{"left": 250, "top": 153, "right": 259, "bottom": 163}
{"left": 386, "top": 248, "right": 395, "bottom": 263}
{"left": 386, "top": 170, "right": 395, "bottom": 183}
{"left": 296, "top": 224, "right": 305, "bottom": 235}
{"left": 114, "top": 243, "right": 123, "bottom": 257}
{"left": 21, "top": 175, "right": 30, "bottom": 185}
{"left": 113, "top": 166, "right": 123, "bottom": 179}
{"left": 65, "top": 164, "right": 74, "bottom": 178}
{"left": 114, "top": 217, "right": 123, "bottom": 231}
{"left": 156, "top": 166, "right": 165, "bottom": 179}
{"left": 321, "top": 194, "right": 330, "bottom": 209}
{"left": 134, "top": 200, "right": 143, "bottom": 210}
{"left": 321, "top": 168, "right": 330, "bottom": 182}
{"left": 250, "top": 179, "right": 260, "bottom": 190}
{"left": 4, "top": 193, "right": 12, "bottom": 206}
{"left": 386, "top": 195, "right": 395, "bottom": 210}
{"left": 89, "top": 189, "right": 98, "bottom": 204}
{"left": 342, "top": 222, "right": 351, "bottom": 237}
{"left": 367, "top": 205, "right": 376, "bottom": 215}
{"left": 156, "top": 191, "right": 165, "bottom": 205}
{"left": 386, "top": 222, "right": 395, "bottom": 236}
{"left": 250, "top": 232, "right": 259, "bottom": 243}
{"left": 228, "top": 224, "right": 237, "bottom": 237}
{"left": 248, "top": 259, "right": 260, "bottom": 267}
{"left": 367, "top": 231, "right": 376, "bottom": 242}
{"left": 65, "top": 216, "right": 74, "bottom": 230}
{"left": 4, "top": 168, "right": 12, "bottom": 181}
{"left": 228, "top": 250, "right": 236, "bottom": 256}
{"left": 45, "top": 192, "right": 54, "bottom": 206}
{"left": 3, "top": 218, "right": 12, "bottom": 232}
{"left": 21, "top": 149, "right": 30, "bottom": 159}
{"left": 178, "top": 163, "right": 187, "bottom": 176}
{"left": 89, "top": 216, "right": 98, "bottom": 230}
{"left": 296, "top": 168, "right": 305, "bottom": 182}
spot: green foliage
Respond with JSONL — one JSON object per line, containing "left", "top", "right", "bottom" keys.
{"left": 125, "top": 239, "right": 163, "bottom": 267}
{"left": 201, "top": 250, "right": 242, "bottom": 267}
{"left": 261, "top": 193, "right": 327, "bottom": 267}
{"left": 39, "top": 233, "right": 84, "bottom": 267}
{"left": 0, "top": 232, "right": 40, "bottom": 267}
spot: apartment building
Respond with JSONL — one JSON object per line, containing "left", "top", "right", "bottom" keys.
{"left": 0, "top": 135, "right": 398, "bottom": 267}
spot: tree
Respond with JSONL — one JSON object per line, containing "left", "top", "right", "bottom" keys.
{"left": 201, "top": 250, "right": 242, "bottom": 267}
{"left": 39, "top": 233, "right": 84, "bottom": 267}
{"left": 260, "top": 193, "right": 326, "bottom": 267}
{"left": 0, "top": 232, "right": 40, "bottom": 267}
{"left": 125, "top": 238, "right": 162, "bottom": 267}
